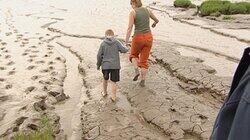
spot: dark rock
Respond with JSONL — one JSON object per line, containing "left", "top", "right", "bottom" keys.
{"left": 27, "top": 123, "right": 39, "bottom": 131}
{"left": 33, "top": 100, "right": 47, "bottom": 112}
{"left": 12, "top": 126, "right": 19, "bottom": 132}
{"left": 55, "top": 93, "right": 69, "bottom": 102}
{"left": 15, "top": 116, "right": 28, "bottom": 126}
{"left": 48, "top": 91, "right": 60, "bottom": 97}
{"left": 25, "top": 86, "right": 36, "bottom": 94}
{"left": 48, "top": 85, "right": 63, "bottom": 97}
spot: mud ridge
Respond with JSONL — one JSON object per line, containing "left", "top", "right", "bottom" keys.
{"left": 148, "top": 6, "right": 250, "bottom": 44}
{"left": 48, "top": 27, "right": 240, "bottom": 63}
{"left": 151, "top": 41, "right": 231, "bottom": 102}
{"left": 47, "top": 27, "right": 125, "bottom": 42}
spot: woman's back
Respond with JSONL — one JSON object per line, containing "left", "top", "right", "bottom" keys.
{"left": 134, "top": 7, "right": 150, "bottom": 34}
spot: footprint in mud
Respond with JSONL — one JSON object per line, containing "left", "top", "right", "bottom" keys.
{"left": 23, "top": 38, "right": 29, "bottom": 42}
{"left": 48, "top": 61, "right": 55, "bottom": 65}
{"left": 47, "top": 47, "right": 53, "bottom": 51}
{"left": 5, "top": 84, "right": 13, "bottom": 90}
{"left": 27, "top": 59, "right": 34, "bottom": 63}
{"left": 25, "top": 49, "right": 31, "bottom": 52}
{"left": 5, "top": 32, "right": 12, "bottom": 36}
{"left": 5, "top": 55, "right": 11, "bottom": 59}
{"left": 35, "top": 60, "right": 45, "bottom": 64}
{"left": 17, "top": 34, "right": 23, "bottom": 37}
{"left": 1, "top": 42, "right": 7, "bottom": 46}
{"left": 3, "top": 50, "right": 9, "bottom": 53}
{"left": 6, "top": 61, "right": 15, "bottom": 66}
{"left": 40, "top": 69, "right": 49, "bottom": 73}
{"left": 0, "top": 78, "right": 5, "bottom": 82}
{"left": 26, "top": 65, "right": 36, "bottom": 70}
{"left": 39, "top": 80, "right": 52, "bottom": 85}
{"left": 48, "top": 51, "right": 54, "bottom": 55}
{"left": 50, "top": 71, "right": 58, "bottom": 76}
{"left": 55, "top": 57, "right": 65, "bottom": 63}
{"left": 39, "top": 37, "right": 43, "bottom": 40}
{"left": 31, "top": 75, "right": 41, "bottom": 81}
{"left": 43, "top": 54, "right": 50, "bottom": 58}
{"left": 30, "top": 46, "right": 37, "bottom": 49}
{"left": 22, "top": 41, "right": 29, "bottom": 45}
{"left": 24, "top": 86, "right": 37, "bottom": 94}
{"left": 13, "top": 29, "right": 18, "bottom": 33}
{"left": 8, "top": 70, "right": 16, "bottom": 75}
{"left": 22, "top": 52, "right": 28, "bottom": 56}
{"left": 0, "top": 67, "right": 6, "bottom": 70}
{"left": 31, "top": 50, "right": 39, "bottom": 53}
{"left": 47, "top": 45, "right": 54, "bottom": 48}
{"left": 29, "top": 55, "right": 38, "bottom": 58}
{"left": 48, "top": 66, "right": 55, "bottom": 71}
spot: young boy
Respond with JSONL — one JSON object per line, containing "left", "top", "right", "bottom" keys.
{"left": 97, "top": 29, "right": 129, "bottom": 102}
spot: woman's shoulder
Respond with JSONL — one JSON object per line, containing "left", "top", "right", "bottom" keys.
{"left": 129, "top": 9, "right": 136, "bottom": 15}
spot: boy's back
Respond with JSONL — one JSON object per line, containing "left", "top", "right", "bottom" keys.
{"left": 97, "top": 37, "right": 128, "bottom": 70}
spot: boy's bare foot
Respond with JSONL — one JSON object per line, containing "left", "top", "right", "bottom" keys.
{"left": 133, "top": 68, "right": 140, "bottom": 81}
{"left": 102, "top": 91, "right": 108, "bottom": 97}
{"left": 110, "top": 93, "right": 116, "bottom": 102}
{"left": 110, "top": 97, "right": 116, "bottom": 102}
{"left": 139, "top": 80, "right": 145, "bottom": 87}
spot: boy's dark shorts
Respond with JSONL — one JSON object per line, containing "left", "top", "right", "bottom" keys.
{"left": 102, "top": 69, "right": 120, "bottom": 82}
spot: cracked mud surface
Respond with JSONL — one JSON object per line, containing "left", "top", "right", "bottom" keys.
{"left": 0, "top": 0, "right": 248, "bottom": 139}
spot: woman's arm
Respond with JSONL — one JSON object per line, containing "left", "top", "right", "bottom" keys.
{"left": 125, "top": 10, "right": 135, "bottom": 45}
{"left": 148, "top": 9, "right": 159, "bottom": 28}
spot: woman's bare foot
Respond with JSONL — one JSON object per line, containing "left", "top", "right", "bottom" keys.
{"left": 139, "top": 80, "right": 145, "bottom": 87}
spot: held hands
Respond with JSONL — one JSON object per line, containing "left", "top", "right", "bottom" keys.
{"left": 126, "top": 43, "right": 131, "bottom": 48}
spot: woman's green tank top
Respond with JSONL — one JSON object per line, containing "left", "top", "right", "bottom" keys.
{"left": 134, "top": 7, "right": 150, "bottom": 34}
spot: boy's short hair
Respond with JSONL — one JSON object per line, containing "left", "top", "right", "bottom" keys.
{"left": 105, "top": 29, "right": 114, "bottom": 36}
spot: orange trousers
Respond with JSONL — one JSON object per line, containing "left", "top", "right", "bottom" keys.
{"left": 129, "top": 32, "right": 153, "bottom": 69}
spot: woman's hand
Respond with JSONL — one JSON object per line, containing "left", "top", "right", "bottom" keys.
{"left": 125, "top": 10, "right": 135, "bottom": 47}
{"left": 152, "top": 22, "right": 158, "bottom": 28}
{"left": 148, "top": 9, "right": 159, "bottom": 28}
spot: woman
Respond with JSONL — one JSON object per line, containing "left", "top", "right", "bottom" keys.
{"left": 125, "top": 0, "right": 159, "bottom": 87}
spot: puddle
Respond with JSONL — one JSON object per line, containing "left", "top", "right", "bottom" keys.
{"left": 54, "top": 45, "right": 84, "bottom": 139}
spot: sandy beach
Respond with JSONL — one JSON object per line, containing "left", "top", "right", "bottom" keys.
{"left": 0, "top": 0, "right": 249, "bottom": 139}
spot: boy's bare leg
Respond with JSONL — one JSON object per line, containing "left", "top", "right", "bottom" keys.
{"left": 111, "top": 81, "right": 117, "bottom": 101}
{"left": 102, "top": 80, "right": 108, "bottom": 96}
{"left": 140, "top": 68, "right": 147, "bottom": 87}
{"left": 132, "top": 58, "right": 140, "bottom": 81}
